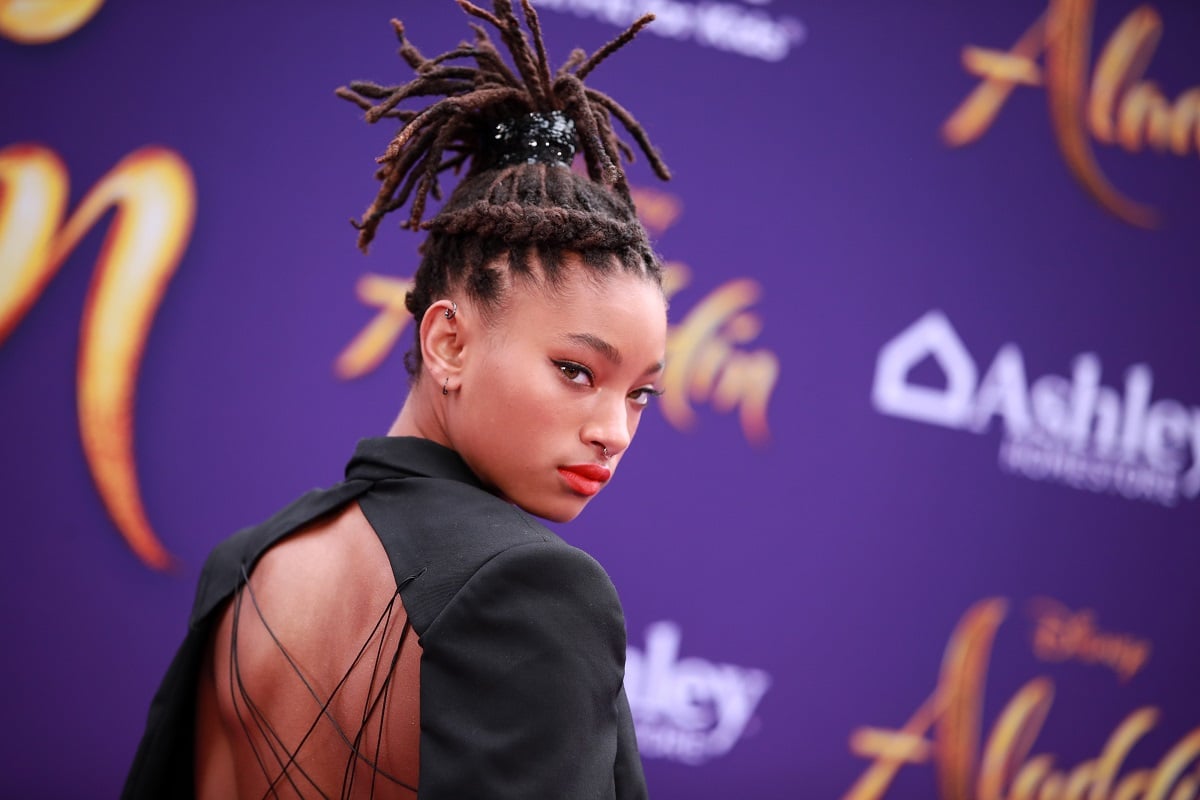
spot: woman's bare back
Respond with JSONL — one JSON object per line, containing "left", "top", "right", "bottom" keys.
{"left": 194, "top": 502, "right": 420, "bottom": 799}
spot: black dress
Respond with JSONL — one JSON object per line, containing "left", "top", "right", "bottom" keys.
{"left": 122, "top": 436, "right": 648, "bottom": 799}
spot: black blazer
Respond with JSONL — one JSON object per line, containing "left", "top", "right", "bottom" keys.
{"left": 123, "top": 436, "right": 648, "bottom": 799}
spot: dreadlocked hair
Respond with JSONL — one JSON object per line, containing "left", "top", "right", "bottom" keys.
{"left": 337, "top": 0, "right": 671, "bottom": 378}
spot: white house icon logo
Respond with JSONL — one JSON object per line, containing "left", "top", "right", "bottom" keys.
{"left": 872, "top": 310, "right": 978, "bottom": 429}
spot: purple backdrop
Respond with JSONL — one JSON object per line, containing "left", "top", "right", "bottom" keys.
{"left": 3, "top": 1, "right": 1200, "bottom": 797}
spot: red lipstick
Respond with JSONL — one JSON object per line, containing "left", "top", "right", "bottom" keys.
{"left": 558, "top": 464, "right": 611, "bottom": 497}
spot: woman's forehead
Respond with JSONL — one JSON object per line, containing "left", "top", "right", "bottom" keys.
{"left": 505, "top": 250, "right": 659, "bottom": 299}
{"left": 516, "top": 266, "right": 663, "bottom": 315}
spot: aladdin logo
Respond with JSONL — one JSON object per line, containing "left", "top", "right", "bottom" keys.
{"left": 0, "top": 144, "right": 196, "bottom": 569}
{"left": 0, "top": 2, "right": 196, "bottom": 571}
{"left": 532, "top": 0, "right": 805, "bottom": 63}
{"left": 943, "top": 0, "right": 1200, "bottom": 228}
{"left": 841, "top": 598, "right": 1200, "bottom": 800}
{"left": 872, "top": 311, "right": 1200, "bottom": 507}
{"left": 624, "top": 621, "right": 770, "bottom": 764}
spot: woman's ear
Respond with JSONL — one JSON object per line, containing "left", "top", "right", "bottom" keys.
{"left": 419, "top": 298, "right": 466, "bottom": 390}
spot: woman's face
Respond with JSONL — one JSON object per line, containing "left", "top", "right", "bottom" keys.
{"left": 448, "top": 261, "right": 668, "bottom": 522}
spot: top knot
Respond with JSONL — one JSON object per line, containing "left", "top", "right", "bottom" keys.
{"left": 337, "top": 0, "right": 671, "bottom": 252}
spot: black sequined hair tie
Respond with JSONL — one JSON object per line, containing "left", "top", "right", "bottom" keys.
{"left": 483, "top": 111, "right": 578, "bottom": 169}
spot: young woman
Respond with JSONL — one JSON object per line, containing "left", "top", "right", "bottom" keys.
{"left": 123, "top": 2, "right": 671, "bottom": 798}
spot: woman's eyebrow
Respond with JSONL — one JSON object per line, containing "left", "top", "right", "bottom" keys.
{"left": 565, "top": 332, "right": 622, "bottom": 365}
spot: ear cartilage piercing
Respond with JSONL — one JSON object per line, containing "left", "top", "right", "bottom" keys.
{"left": 443, "top": 302, "right": 457, "bottom": 320}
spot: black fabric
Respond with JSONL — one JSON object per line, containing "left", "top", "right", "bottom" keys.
{"left": 122, "top": 436, "right": 648, "bottom": 799}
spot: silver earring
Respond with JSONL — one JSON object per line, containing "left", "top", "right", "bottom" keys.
{"left": 443, "top": 302, "right": 457, "bottom": 320}
{"left": 442, "top": 377, "right": 449, "bottom": 396}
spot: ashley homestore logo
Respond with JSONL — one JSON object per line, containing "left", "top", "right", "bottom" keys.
{"left": 625, "top": 621, "right": 771, "bottom": 764}
{"left": 871, "top": 311, "right": 1200, "bottom": 507}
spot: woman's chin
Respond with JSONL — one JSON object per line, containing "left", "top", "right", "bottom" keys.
{"left": 512, "top": 495, "right": 590, "bottom": 524}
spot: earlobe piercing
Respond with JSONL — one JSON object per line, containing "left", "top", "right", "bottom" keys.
{"left": 443, "top": 377, "right": 449, "bottom": 396}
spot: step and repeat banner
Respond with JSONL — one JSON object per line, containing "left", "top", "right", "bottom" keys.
{"left": 3, "top": 1, "right": 1198, "bottom": 797}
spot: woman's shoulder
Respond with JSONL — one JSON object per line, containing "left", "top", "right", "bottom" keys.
{"left": 421, "top": 535, "right": 627, "bottom": 669}
{"left": 368, "top": 476, "right": 621, "bottom": 636}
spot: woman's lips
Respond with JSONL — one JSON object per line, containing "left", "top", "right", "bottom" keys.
{"left": 558, "top": 464, "right": 611, "bottom": 497}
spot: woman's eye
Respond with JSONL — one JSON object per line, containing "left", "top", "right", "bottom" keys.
{"left": 555, "top": 360, "right": 593, "bottom": 386}
{"left": 629, "top": 387, "right": 664, "bottom": 407}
